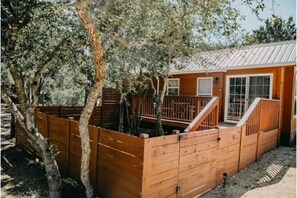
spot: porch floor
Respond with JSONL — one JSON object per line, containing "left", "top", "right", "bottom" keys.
{"left": 141, "top": 116, "right": 190, "bottom": 128}
{"left": 218, "top": 122, "right": 237, "bottom": 128}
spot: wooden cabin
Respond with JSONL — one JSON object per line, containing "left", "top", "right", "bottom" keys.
{"left": 132, "top": 40, "right": 296, "bottom": 146}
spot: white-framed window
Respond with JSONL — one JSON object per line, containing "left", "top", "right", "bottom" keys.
{"left": 197, "top": 77, "right": 213, "bottom": 96}
{"left": 167, "top": 78, "right": 180, "bottom": 96}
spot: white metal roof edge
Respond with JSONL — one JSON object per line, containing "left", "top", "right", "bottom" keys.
{"left": 170, "top": 61, "right": 296, "bottom": 75}
{"left": 225, "top": 61, "right": 296, "bottom": 70}
{"left": 170, "top": 69, "right": 227, "bottom": 75}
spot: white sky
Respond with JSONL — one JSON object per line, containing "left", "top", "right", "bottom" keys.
{"left": 237, "top": 0, "right": 296, "bottom": 33}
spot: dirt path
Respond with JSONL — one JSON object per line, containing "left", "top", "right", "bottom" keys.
{"left": 202, "top": 147, "right": 296, "bottom": 198}
{"left": 241, "top": 167, "right": 295, "bottom": 198}
{"left": 1, "top": 104, "right": 85, "bottom": 198}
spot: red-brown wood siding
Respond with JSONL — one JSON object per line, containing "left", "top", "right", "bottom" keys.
{"left": 280, "top": 66, "right": 295, "bottom": 145}
{"left": 169, "top": 66, "right": 295, "bottom": 145}
{"left": 171, "top": 73, "right": 224, "bottom": 119}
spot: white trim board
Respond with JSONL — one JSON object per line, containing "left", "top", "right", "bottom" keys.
{"left": 170, "top": 62, "right": 295, "bottom": 75}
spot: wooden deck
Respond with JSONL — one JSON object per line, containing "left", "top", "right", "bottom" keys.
{"left": 140, "top": 115, "right": 191, "bottom": 128}
{"left": 132, "top": 95, "right": 211, "bottom": 122}
{"left": 133, "top": 96, "right": 221, "bottom": 130}
{"left": 134, "top": 96, "right": 280, "bottom": 135}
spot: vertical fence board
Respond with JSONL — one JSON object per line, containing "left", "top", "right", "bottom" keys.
{"left": 97, "top": 128, "right": 144, "bottom": 198}
{"left": 68, "top": 121, "right": 98, "bottom": 186}
{"left": 35, "top": 111, "right": 48, "bottom": 139}
{"left": 101, "top": 88, "right": 121, "bottom": 130}
{"left": 48, "top": 116, "right": 70, "bottom": 176}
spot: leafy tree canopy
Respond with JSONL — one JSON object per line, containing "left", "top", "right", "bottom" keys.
{"left": 1, "top": 2, "right": 93, "bottom": 105}
{"left": 244, "top": 15, "right": 296, "bottom": 45}
{"left": 97, "top": 0, "right": 254, "bottom": 88}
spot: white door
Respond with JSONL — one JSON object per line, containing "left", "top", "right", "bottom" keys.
{"left": 225, "top": 74, "right": 272, "bottom": 123}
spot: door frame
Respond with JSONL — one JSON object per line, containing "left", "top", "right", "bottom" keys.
{"left": 224, "top": 73, "right": 273, "bottom": 123}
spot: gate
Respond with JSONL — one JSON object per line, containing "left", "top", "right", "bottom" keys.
{"left": 144, "top": 127, "right": 242, "bottom": 198}
{"left": 176, "top": 127, "right": 241, "bottom": 197}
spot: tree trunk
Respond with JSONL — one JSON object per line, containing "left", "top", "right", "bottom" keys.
{"left": 2, "top": 95, "right": 62, "bottom": 198}
{"left": 132, "top": 94, "right": 141, "bottom": 135}
{"left": 78, "top": 85, "right": 100, "bottom": 198}
{"left": 118, "top": 99, "right": 124, "bottom": 132}
{"left": 31, "top": 130, "right": 62, "bottom": 198}
{"left": 124, "top": 97, "right": 131, "bottom": 132}
{"left": 154, "top": 95, "right": 164, "bottom": 136}
{"left": 76, "top": 1, "right": 106, "bottom": 197}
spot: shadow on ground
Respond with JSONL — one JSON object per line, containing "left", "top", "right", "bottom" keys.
{"left": 1, "top": 135, "right": 86, "bottom": 198}
{"left": 202, "top": 146, "right": 296, "bottom": 198}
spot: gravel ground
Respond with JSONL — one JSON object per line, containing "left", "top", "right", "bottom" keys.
{"left": 201, "top": 146, "right": 296, "bottom": 198}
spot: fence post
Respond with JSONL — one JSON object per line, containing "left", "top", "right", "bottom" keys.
{"left": 255, "top": 132, "right": 260, "bottom": 161}
{"left": 258, "top": 100, "right": 262, "bottom": 132}
{"left": 276, "top": 102, "right": 281, "bottom": 147}
{"left": 140, "top": 133, "right": 149, "bottom": 198}
{"left": 237, "top": 125, "right": 245, "bottom": 172}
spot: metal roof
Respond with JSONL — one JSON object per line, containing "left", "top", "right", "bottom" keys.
{"left": 171, "top": 40, "right": 296, "bottom": 74}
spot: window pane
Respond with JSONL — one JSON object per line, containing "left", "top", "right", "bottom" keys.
{"left": 230, "top": 78, "right": 235, "bottom": 85}
{"left": 256, "top": 86, "right": 263, "bottom": 95}
{"left": 249, "top": 85, "right": 256, "bottom": 95}
{"left": 168, "top": 80, "right": 178, "bottom": 88}
{"left": 198, "top": 78, "right": 212, "bottom": 95}
{"left": 230, "top": 86, "right": 235, "bottom": 94}
{"left": 250, "top": 77, "right": 257, "bottom": 85}
{"left": 264, "top": 76, "right": 270, "bottom": 85}
{"left": 257, "top": 76, "right": 264, "bottom": 85}
{"left": 263, "top": 86, "right": 270, "bottom": 96}
{"left": 168, "top": 88, "right": 178, "bottom": 96}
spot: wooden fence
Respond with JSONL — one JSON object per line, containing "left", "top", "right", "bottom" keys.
{"left": 237, "top": 98, "right": 280, "bottom": 170}
{"left": 16, "top": 111, "right": 279, "bottom": 198}
{"left": 36, "top": 88, "right": 120, "bottom": 129}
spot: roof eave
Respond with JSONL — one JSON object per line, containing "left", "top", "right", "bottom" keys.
{"left": 225, "top": 61, "right": 296, "bottom": 70}
{"left": 170, "top": 69, "right": 227, "bottom": 75}
{"left": 170, "top": 61, "right": 296, "bottom": 75}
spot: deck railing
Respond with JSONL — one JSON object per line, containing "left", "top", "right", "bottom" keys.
{"left": 237, "top": 98, "right": 280, "bottom": 135}
{"left": 184, "top": 97, "right": 219, "bottom": 132}
{"left": 131, "top": 95, "right": 211, "bottom": 122}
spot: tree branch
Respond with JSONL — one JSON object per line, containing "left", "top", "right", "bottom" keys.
{"left": 9, "top": 67, "right": 27, "bottom": 106}
{"left": 160, "top": 77, "right": 168, "bottom": 103}
{"left": 110, "top": 31, "right": 176, "bottom": 49}
{"left": 150, "top": 78, "right": 157, "bottom": 96}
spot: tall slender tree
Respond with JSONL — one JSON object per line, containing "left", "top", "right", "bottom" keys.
{"left": 76, "top": 0, "right": 106, "bottom": 197}
{"left": 1, "top": 2, "right": 92, "bottom": 197}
